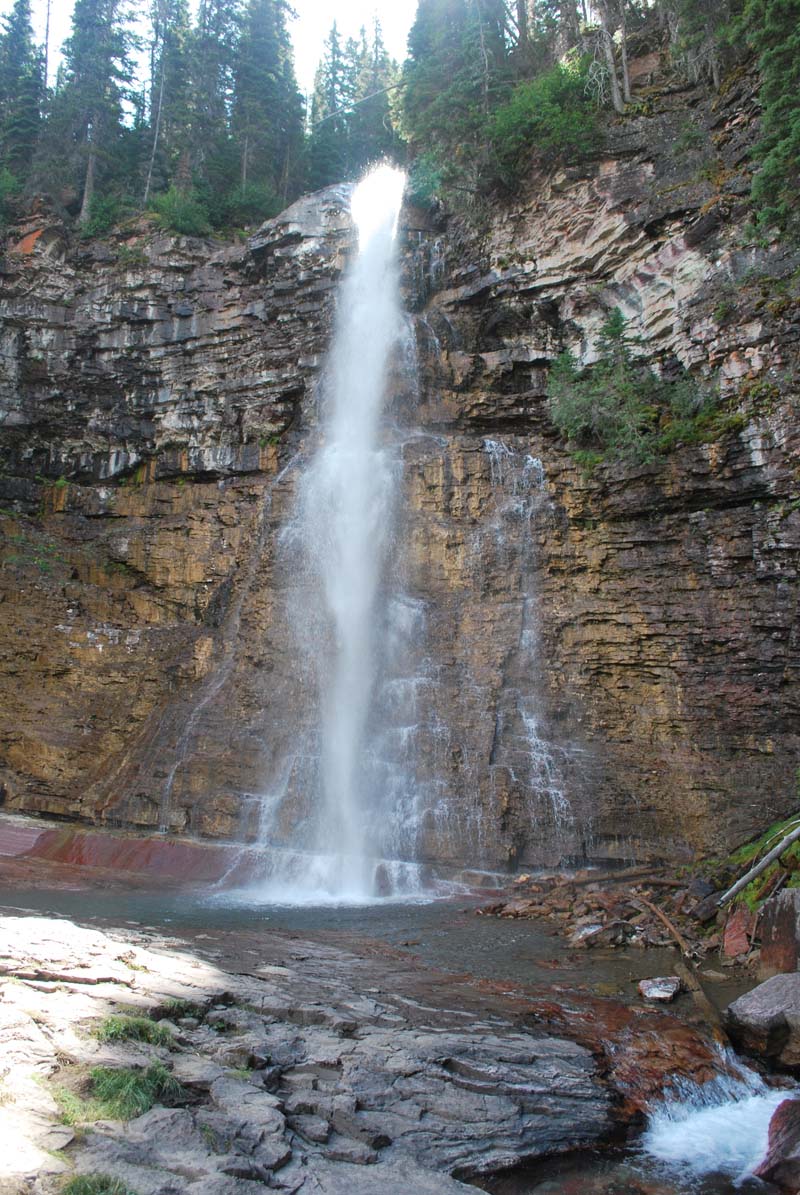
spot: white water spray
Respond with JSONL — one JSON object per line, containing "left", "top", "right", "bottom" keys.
{"left": 641, "top": 1053, "right": 791, "bottom": 1185}
{"left": 292, "top": 164, "right": 407, "bottom": 898}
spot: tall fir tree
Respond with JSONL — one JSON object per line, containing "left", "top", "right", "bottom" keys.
{"left": 0, "top": 0, "right": 43, "bottom": 181}
{"left": 187, "top": 0, "right": 242, "bottom": 205}
{"left": 143, "top": 0, "right": 193, "bottom": 203}
{"left": 402, "top": 0, "right": 511, "bottom": 184}
{"left": 39, "top": 0, "right": 135, "bottom": 224}
{"left": 231, "top": 0, "right": 304, "bottom": 213}
{"left": 347, "top": 19, "right": 400, "bottom": 177}
{"left": 742, "top": 0, "right": 800, "bottom": 229}
{"left": 308, "top": 22, "right": 351, "bottom": 189}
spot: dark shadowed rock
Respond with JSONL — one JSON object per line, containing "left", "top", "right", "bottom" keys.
{"left": 726, "top": 975, "right": 800, "bottom": 1066}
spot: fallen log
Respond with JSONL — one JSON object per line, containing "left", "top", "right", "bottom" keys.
{"left": 717, "top": 820, "right": 800, "bottom": 907}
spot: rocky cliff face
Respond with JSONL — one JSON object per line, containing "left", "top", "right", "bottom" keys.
{"left": 1, "top": 67, "right": 797, "bottom": 870}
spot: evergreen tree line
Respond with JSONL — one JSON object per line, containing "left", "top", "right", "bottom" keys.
{"left": 400, "top": 0, "right": 800, "bottom": 230}
{"left": 0, "top": 0, "right": 797, "bottom": 235}
{"left": 0, "top": 0, "right": 402, "bottom": 234}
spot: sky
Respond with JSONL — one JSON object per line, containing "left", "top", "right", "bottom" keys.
{"left": 0, "top": 0, "right": 418, "bottom": 98}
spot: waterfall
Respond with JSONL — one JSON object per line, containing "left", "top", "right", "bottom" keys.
{"left": 246, "top": 164, "right": 417, "bottom": 903}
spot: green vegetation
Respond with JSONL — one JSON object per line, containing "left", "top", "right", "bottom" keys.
{"left": 62, "top": 1176, "right": 135, "bottom": 1195}
{"left": 56, "top": 1063, "right": 185, "bottom": 1124}
{"left": 488, "top": 60, "right": 600, "bottom": 188}
{"left": 546, "top": 308, "right": 718, "bottom": 464}
{"left": 740, "top": 0, "right": 800, "bottom": 232}
{"left": 2, "top": 530, "right": 68, "bottom": 576}
{"left": 151, "top": 186, "right": 212, "bottom": 237}
{"left": 155, "top": 997, "right": 206, "bottom": 1020}
{"left": 0, "top": 0, "right": 796, "bottom": 232}
{"left": 725, "top": 806, "right": 800, "bottom": 910}
{"left": 94, "top": 1015, "right": 174, "bottom": 1048}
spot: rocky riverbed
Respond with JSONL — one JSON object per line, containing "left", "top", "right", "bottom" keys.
{"left": 0, "top": 899, "right": 769, "bottom": 1195}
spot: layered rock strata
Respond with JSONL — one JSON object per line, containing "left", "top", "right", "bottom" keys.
{"left": 0, "top": 66, "right": 798, "bottom": 867}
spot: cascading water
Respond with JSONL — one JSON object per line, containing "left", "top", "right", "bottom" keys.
{"left": 641, "top": 1052, "right": 792, "bottom": 1186}
{"left": 299, "top": 164, "right": 406, "bottom": 897}
{"left": 243, "top": 164, "right": 418, "bottom": 903}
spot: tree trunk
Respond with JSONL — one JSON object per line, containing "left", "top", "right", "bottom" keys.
{"left": 718, "top": 821, "right": 800, "bottom": 907}
{"left": 43, "top": 0, "right": 51, "bottom": 91}
{"left": 618, "top": 1, "right": 631, "bottom": 103}
{"left": 79, "top": 139, "right": 97, "bottom": 226}
{"left": 143, "top": 53, "right": 166, "bottom": 207}
{"left": 596, "top": 0, "right": 625, "bottom": 113}
{"left": 515, "top": 0, "right": 529, "bottom": 60}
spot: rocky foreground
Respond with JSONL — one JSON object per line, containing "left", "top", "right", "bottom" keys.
{"left": 0, "top": 907, "right": 743, "bottom": 1195}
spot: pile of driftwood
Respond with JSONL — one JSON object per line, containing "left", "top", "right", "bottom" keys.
{"left": 478, "top": 866, "right": 721, "bottom": 958}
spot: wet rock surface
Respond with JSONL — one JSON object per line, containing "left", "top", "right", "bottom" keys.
{"left": 761, "top": 892, "right": 800, "bottom": 980}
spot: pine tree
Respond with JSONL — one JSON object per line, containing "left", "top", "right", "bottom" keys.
{"left": 143, "top": 0, "right": 193, "bottom": 204}
{"left": 742, "top": 0, "right": 800, "bottom": 229}
{"left": 0, "top": 0, "right": 43, "bottom": 180}
{"left": 181, "top": 0, "right": 242, "bottom": 219}
{"left": 231, "top": 0, "right": 304, "bottom": 214}
{"left": 347, "top": 18, "right": 400, "bottom": 178}
{"left": 39, "top": 0, "right": 135, "bottom": 225}
{"left": 308, "top": 23, "right": 351, "bottom": 189}
{"left": 402, "top": 0, "right": 511, "bottom": 186}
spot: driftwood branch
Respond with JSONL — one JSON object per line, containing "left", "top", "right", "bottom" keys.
{"left": 632, "top": 894, "right": 693, "bottom": 957}
{"left": 717, "top": 820, "right": 800, "bottom": 907}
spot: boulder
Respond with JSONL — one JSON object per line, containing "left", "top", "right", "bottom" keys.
{"left": 761, "top": 890, "right": 800, "bottom": 979}
{"left": 754, "top": 1098, "right": 800, "bottom": 1191}
{"left": 726, "top": 974, "right": 800, "bottom": 1067}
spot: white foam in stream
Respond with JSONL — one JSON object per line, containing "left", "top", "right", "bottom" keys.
{"left": 641, "top": 1056, "right": 791, "bottom": 1184}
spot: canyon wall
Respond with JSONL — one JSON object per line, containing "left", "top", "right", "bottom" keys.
{"left": 0, "top": 69, "right": 797, "bottom": 869}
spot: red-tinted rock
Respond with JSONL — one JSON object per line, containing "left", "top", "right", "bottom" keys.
{"left": 754, "top": 1098, "right": 800, "bottom": 1191}
{"left": 723, "top": 906, "right": 756, "bottom": 958}
{"left": 761, "top": 891, "right": 800, "bottom": 979}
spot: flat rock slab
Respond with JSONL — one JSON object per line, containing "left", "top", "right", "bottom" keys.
{"left": 726, "top": 973, "right": 800, "bottom": 1067}
{"left": 0, "top": 912, "right": 614, "bottom": 1195}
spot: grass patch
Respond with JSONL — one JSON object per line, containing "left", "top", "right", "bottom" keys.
{"left": 55, "top": 1063, "right": 185, "bottom": 1124}
{"left": 94, "top": 1015, "right": 174, "bottom": 1048}
{"left": 91, "top": 1063, "right": 184, "bottom": 1118}
{"left": 63, "top": 1176, "right": 135, "bottom": 1195}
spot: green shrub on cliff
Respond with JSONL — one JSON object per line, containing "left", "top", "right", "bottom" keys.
{"left": 488, "top": 60, "right": 599, "bottom": 188}
{"left": 151, "top": 187, "right": 212, "bottom": 237}
{"left": 546, "top": 308, "right": 713, "bottom": 464}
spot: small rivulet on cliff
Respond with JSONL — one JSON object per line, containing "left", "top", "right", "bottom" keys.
{"left": 0, "top": 44, "right": 798, "bottom": 874}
